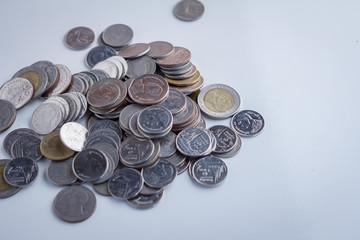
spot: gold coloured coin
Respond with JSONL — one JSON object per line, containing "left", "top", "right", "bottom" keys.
{"left": 40, "top": 130, "right": 74, "bottom": 161}
{"left": 203, "top": 88, "right": 235, "bottom": 112}
{"left": 165, "top": 70, "right": 201, "bottom": 87}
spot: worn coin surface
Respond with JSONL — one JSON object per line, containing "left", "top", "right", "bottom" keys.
{"left": 86, "top": 45, "right": 117, "bottom": 68}
{"left": 157, "top": 89, "right": 186, "bottom": 114}
{"left": 127, "top": 189, "right": 164, "bottom": 209}
{"left": 32, "top": 60, "right": 59, "bottom": 91}
{"left": 0, "top": 99, "right": 16, "bottom": 133}
{"left": 119, "top": 136, "right": 154, "bottom": 167}
{"left": 108, "top": 168, "right": 143, "bottom": 200}
{"left": 102, "top": 23, "right": 133, "bottom": 48}
{"left": 159, "top": 131, "right": 177, "bottom": 158}
{"left": 86, "top": 78, "right": 124, "bottom": 109}
{"left": 126, "top": 56, "right": 156, "bottom": 79}
{"left": 3, "top": 128, "right": 39, "bottom": 157}
{"left": 53, "top": 185, "right": 96, "bottom": 223}
{"left": 142, "top": 159, "right": 177, "bottom": 188}
{"left": 0, "top": 77, "right": 33, "bottom": 109}
{"left": 40, "top": 130, "right": 75, "bottom": 161}
{"left": 147, "top": 41, "right": 174, "bottom": 59}
{"left": 118, "top": 43, "right": 150, "bottom": 58}
{"left": 89, "top": 119, "right": 122, "bottom": 139}
{"left": 197, "top": 84, "right": 241, "bottom": 119}
{"left": 0, "top": 159, "right": 21, "bottom": 199}
{"left": 11, "top": 135, "right": 42, "bottom": 161}
{"left": 137, "top": 105, "right": 173, "bottom": 135}
{"left": 64, "top": 26, "right": 95, "bottom": 50}
{"left": 13, "top": 65, "right": 48, "bottom": 99}
{"left": 60, "top": 122, "right": 88, "bottom": 152}
{"left": 192, "top": 155, "right": 227, "bottom": 187}
{"left": 231, "top": 110, "right": 265, "bottom": 137}
{"left": 174, "top": 0, "right": 205, "bottom": 21}
{"left": 4, "top": 157, "right": 39, "bottom": 187}
{"left": 208, "top": 125, "right": 238, "bottom": 154}
{"left": 46, "top": 157, "right": 78, "bottom": 186}
{"left": 176, "top": 127, "right": 212, "bottom": 157}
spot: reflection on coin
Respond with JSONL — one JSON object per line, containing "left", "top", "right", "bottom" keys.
{"left": 192, "top": 155, "right": 227, "bottom": 187}
{"left": 127, "top": 188, "right": 164, "bottom": 209}
{"left": 93, "top": 181, "right": 111, "bottom": 196}
{"left": 46, "top": 157, "right": 78, "bottom": 186}
{"left": 11, "top": 135, "right": 42, "bottom": 161}
{"left": 0, "top": 99, "right": 16, "bottom": 133}
{"left": 126, "top": 56, "right": 156, "bottom": 79}
{"left": 53, "top": 185, "right": 96, "bottom": 223}
{"left": 147, "top": 41, "right": 174, "bottom": 59}
{"left": 0, "top": 77, "right": 33, "bottom": 109}
{"left": 197, "top": 84, "right": 241, "bottom": 119}
{"left": 60, "top": 122, "right": 88, "bottom": 152}
{"left": 155, "top": 46, "right": 191, "bottom": 67}
{"left": 231, "top": 110, "right": 265, "bottom": 137}
{"left": 102, "top": 23, "right": 133, "bottom": 48}
{"left": 32, "top": 60, "right": 59, "bottom": 91}
{"left": 0, "top": 159, "right": 21, "bottom": 199}
{"left": 137, "top": 105, "right": 173, "bottom": 136}
{"left": 64, "top": 26, "right": 95, "bottom": 50}
{"left": 176, "top": 127, "right": 212, "bottom": 157}
{"left": 40, "top": 131, "right": 74, "bottom": 161}
{"left": 142, "top": 159, "right": 177, "bottom": 188}
{"left": 174, "top": 0, "right": 205, "bottom": 21}
{"left": 4, "top": 157, "right": 39, "bottom": 187}
{"left": 108, "top": 168, "right": 143, "bottom": 200}
{"left": 118, "top": 43, "right": 150, "bottom": 59}
{"left": 43, "top": 64, "right": 72, "bottom": 97}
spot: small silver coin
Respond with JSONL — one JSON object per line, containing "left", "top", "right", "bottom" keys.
{"left": 0, "top": 99, "right": 16, "bottom": 133}
{"left": 3, "top": 128, "right": 39, "bottom": 157}
{"left": 64, "top": 26, "right": 95, "bottom": 50}
{"left": 129, "top": 111, "right": 147, "bottom": 138}
{"left": 90, "top": 142, "right": 119, "bottom": 169}
{"left": 231, "top": 110, "right": 265, "bottom": 137}
{"left": 159, "top": 131, "right": 177, "bottom": 158}
{"left": 139, "top": 184, "right": 162, "bottom": 196}
{"left": 176, "top": 158, "right": 190, "bottom": 175}
{"left": 0, "top": 159, "right": 21, "bottom": 199}
{"left": 108, "top": 168, "right": 143, "bottom": 200}
{"left": 147, "top": 41, "right": 174, "bottom": 59}
{"left": 43, "top": 64, "right": 72, "bottom": 98}
{"left": 142, "top": 159, "right": 177, "bottom": 188}
{"left": 192, "top": 155, "right": 227, "bottom": 187}
{"left": 93, "top": 181, "right": 111, "bottom": 196}
{"left": 67, "top": 74, "right": 86, "bottom": 94}
{"left": 53, "top": 185, "right": 96, "bottom": 223}
{"left": 31, "top": 103, "right": 63, "bottom": 135}
{"left": 161, "top": 151, "right": 186, "bottom": 167}
{"left": 46, "top": 157, "right": 78, "bottom": 186}
{"left": 118, "top": 43, "right": 150, "bottom": 59}
{"left": 119, "top": 136, "right": 154, "bottom": 167}
{"left": 90, "top": 69, "right": 110, "bottom": 80}
{"left": 176, "top": 127, "right": 212, "bottom": 157}
{"left": 208, "top": 125, "right": 238, "bottom": 154}
{"left": 86, "top": 45, "right": 117, "bottom": 68}
{"left": 127, "top": 189, "right": 164, "bottom": 209}
{"left": 60, "top": 122, "right": 88, "bottom": 152}
{"left": 101, "top": 24, "right": 133, "bottom": 48}
{"left": 213, "top": 135, "right": 242, "bottom": 158}
{"left": 11, "top": 135, "right": 42, "bottom": 161}
{"left": 174, "top": 0, "right": 205, "bottom": 21}
{"left": 119, "top": 104, "right": 146, "bottom": 132}
{"left": 4, "top": 157, "right": 39, "bottom": 187}
{"left": 126, "top": 56, "right": 156, "bottom": 79}
{"left": 157, "top": 89, "right": 186, "bottom": 115}
{"left": 137, "top": 105, "right": 173, "bottom": 135}
{"left": 92, "top": 60, "right": 119, "bottom": 79}
{"left": 0, "top": 77, "right": 33, "bottom": 109}
{"left": 89, "top": 120, "right": 122, "bottom": 139}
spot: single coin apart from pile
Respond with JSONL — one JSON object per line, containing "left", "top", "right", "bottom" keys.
{"left": 64, "top": 26, "right": 95, "bottom": 50}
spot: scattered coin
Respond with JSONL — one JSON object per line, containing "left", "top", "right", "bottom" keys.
{"left": 0, "top": 77, "right": 33, "bottom": 109}
{"left": 191, "top": 155, "right": 227, "bottom": 187}
{"left": 101, "top": 23, "right": 133, "bottom": 49}
{"left": 231, "top": 110, "right": 265, "bottom": 137}
{"left": 64, "top": 26, "right": 95, "bottom": 50}
{"left": 176, "top": 127, "right": 213, "bottom": 157}
{"left": 208, "top": 125, "right": 238, "bottom": 154}
{"left": 86, "top": 45, "right": 117, "bottom": 68}
{"left": 0, "top": 159, "right": 21, "bottom": 199}
{"left": 174, "top": 0, "right": 205, "bottom": 21}
{"left": 46, "top": 157, "right": 78, "bottom": 186}
{"left": 60, "top": 122, "right": 88, "bottom": 152}
{"left": 0, "top": 99, "right": 16, "bottom": 133}
{"left": 40, "top": 130, "right": 75, "bottom": 161}
{"left": 3, "top": 157, "right": 39, "bottom": 187}
{"left": 142, "top": 159, "right": 177, "bottom": 188}
{"left": 147, "top": 41, "right": 174, "bottom": 59}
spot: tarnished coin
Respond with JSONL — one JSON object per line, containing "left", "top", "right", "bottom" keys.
{"left": 119, "top": 104, "right": 146, "bottom": 132}
{"left": 60, "top": 122, "right": 88, "bottom": 152}
{"left": 86, "top": 45, "right": 117, "bottom": 68}
{"left": 128, "top": 74, "right": 169, "bottom": 105}
{"left": 46, "top": 157, "right": 78, "bottom": 186}
{"left": 108, "top": 168, "right": 143, "bottom": 200}
{"left": 161, "top": 151, "right": 186, "bottom": 167}
{"left": 64, "top": 26, "right": 95, "bottom": 50}
{"left": 53, "top": 185, "right": 96, "bottom": 223}
{"left": 176, "top": 127, "right": 212, "bottom": 157}
{"left": 32, "top": 60, "right": 59, "bottom": 91}
{"left": 126, "top": 56, "right": 156, "bottom": 79}
{"left": 0, "top": 99, "right": 16, "bottom": 133}
{"left": 127, "top": 188, "right": 164, "bottom": 209}
{"left": 157, "top": 89, "right": 186, "bottom": 114}
{"left": 0, "top": 77, "right": 33, "bottom": 109}
{"left": 155, "top": 46, "right": 191, "bottom": 67}
{"left": 11, "top": 135, "right": 42, "bottom": 161}
{"left": 147, "top": 41, "right": 174, "bottom": 59}
{"left": 159, "top": 131, "right": 177, "bottom": 158}
{"left": 40, "top": 131, "right": 74, "bottom": 161}
{"left": 208, "top": 125, "right": 238, "bottom": 154}
{"left": 4, "top": 157, "right": 39, "bottom": 187}
{"left": 119, "top": 136, "right": 154, "bottom": 167}
{"left": 174, "top": 0, "right": 205, "bottom": 21}
{"left": 137, "top": 105, "right": 173, "bottom": 135}
{"left": 102, "top": 23, "right": 133, "bottom": 48}
{"left": 43, "top": 64, "right": 72, "bottom": 97}
{"left": 3, "top": 128, "right": 39, "bottom": 157}
{"left": 197, "top": 84, "right": 241, "bottom": 119}
{"left": 192, "top": 155, "right": 227, "bottom": 187}
{"left": 231, "top": 110, "right": 265, "bottom": 137}
{"left": 0, "top": 159, "right": 21, "bottom": 199}
{"left": 118, "top": 43, "right": 150, "bottom": 59}
{"left": 213, "top": 134, "right": 242, "bottom": 158}
{"left": 142, "top": 159, "right": 177, "bottom": 188}
{"left": 89, "top": 119, "right": 122, "bottom": 139}
{"left": 93, "top": 181, "right": 111, "bottom": 196}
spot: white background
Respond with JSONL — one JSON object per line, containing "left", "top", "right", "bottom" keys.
{"left": 1, "top": 1, "right": 360, "bottom": 239}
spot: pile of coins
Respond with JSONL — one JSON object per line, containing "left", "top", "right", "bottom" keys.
{"left": 0, "top": 22, "right": 265, "bottom": 223}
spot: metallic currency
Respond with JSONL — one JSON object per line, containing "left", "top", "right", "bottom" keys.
{"left": 46, "top": 157, "right": 78, "bottom": 186}
{"left": 60, "top": 122, "right": 88, "bottom": 152}
{"left": 0, "top": 99, "right": 16, "bottom": 133}
{"left": 0, "top": 159, "right": 21, "bottom": 199}
{"left": 191, "top": 155, "right": 227, "bottom": 187}
{"left": 142, "top": 159, "right": 177, "bottom": 188}
{"left": 118, "top": 43, "right": 150, "bottom": 59}
{"left": 108, "top": 168, "right": 143, "bottom": 200}
{"left": 64, "top": 26, "right": 95, "bottom": 50}
{"left": 101, "top": 23, "right": 133, "bottom": 48}
{"left": 86, "top": 45, "right": 117, "bottom": 68}
{"left": 3, "top": 128, "right": 39, "bottom": 157}
{"left": 174, "top": 0, "right": 205, "bottom": 21}
{"left": 147, "top": 41, "right": 174, "bottom": 59}
{"left": 3, "top": 157, "right": 39, "bottom": 187}
{"left": 11, "top": 135, "right": 42, "bottom": 161}
{"left": 40, "top": 130, "right": 75, "bottom": 161}
{"left": 127, "top": 188, "right": 164, "bottom": 209}
{"left": 231, "top": 110, "right": 265, "bottom": 137}
{"left": 0, "top": 77, "right": 33, "bottom": 109}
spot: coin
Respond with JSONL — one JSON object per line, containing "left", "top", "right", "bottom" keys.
{"left": 93, "top": 181, "right": 111, "bottom": 196}
{"left": 191, "top": 155, "right": 227, "bottom": 187}
{"left": 169, "top": 75, "right": 204, "bottom": 95}
{"left": 165, "top": 69, "right": 200, "bottom": 86}
{"left": 128, "top": 74, "right": 169, "bottom": 105}
{"left": 137, "top": 105, "right": 173, "bottom": 136}
{"left": 67, "top": 74, "right": 86, "bottom": 93}
{"left": 0, "top": 77, "right": 34, "bottom": 109}
{"left": 119, "top": 136, "right": 154, "bottom": 167}
{"left": 155, "top": 46, "right": 191, "bottom": 67}
{"left": 4, "top": 157, "right": 39, "bottom": 187}
{"left": 126, "top": 56, "right": 156, "bottom": 79}
{"left": 0, "top": 159, "right": 21, "bottom": 199}
{"left": 11, "top": 135, "right": 42, "bottom": 161}
{"left": 60, "top": 122, "right": 88, "bottom": 152}
{"left": 174, "top": 0, "right": 205, "bottom": 21}
{"left": 197, "top": 83, "right": 241, "bottom": 119}
{"left": 3, "top": 128, "right": 39, "bottom": 157}
{"left": 158, "top": 131, "right": 177, "bottom": 158}
{"left": 118, "top": 43, "right": 150, "bottom": 59}
{"left": 40, "top": 131, "right": 75, "bottom": 161}
{"left": 86, "top": 45, "right": 117, "bottom": 68}
{"left": 31, "top": 103, "right": 62, "bottom": 135}
{"left": 126, "top": 188, "right": 164, "bottom": 209}
{"left": 108, "top": 168, "right": 143, "bottom": 200}
{"left": 142, "top": 159, "right": 177, "bottom": 188}
{"left": 208, "top": 125, "right": 238, "bottom": 154}
{"left": 46, "top": 157, "right": 78, "bottom": 186}
{"left": 157, "top": 89, "right": 186, "bottom": 114}
{"left": 147, "top": 41, "right": 174, "bottom": 59}
{"left": 84, "top": 134, "right": 119, "bottom": 150}
{"left": 64, "top": 26, "right": 95, "bottom": 50}
{"left": 128, "top": 111, "right": 147, "bottom": 138}
{"left": 101, "top": 23, "right": 133, "bottom": 48}
{"left": 139, "top": 184, "right": 162, "bottom": 196}
{"left": 231, "top": 110, "right": 265, "bottom": 137}
{"left": 88, "top": 119, "right": 122, "bottom": 139}
{"left": 213, "top": 134, "right": 242, "bottom": 158}
{"left": 53, "top": 185, "right": 96, "bottom": 223}
{"left": 87, "top": 128, "right": 121, "bottom": 147}
{"left": 43, "top": 64, "right": 72, "bottom": 97}
{"left": 161, "top": 151, "right": 186, "bottom": 167}
{"left": 32, "top": 60, "right": 59, "bottom": 91}
{"left": 176, "top": 158, "right": 190, "bottom": 175}
{"left": 0, "top": 99, "right": 16, "bottom": 133}
{"left": 92, "top": 60, "right": 119, "bottom": 79}
{"left": 119, "top": 104, "right": 146, "bottom": 132}
{"left": 176, "top": 127, "right": 213, "bottom": 157}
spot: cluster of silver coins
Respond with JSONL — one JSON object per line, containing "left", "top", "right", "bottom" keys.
{"left": 0, "top": 22, "right": 265, "bottom": 223}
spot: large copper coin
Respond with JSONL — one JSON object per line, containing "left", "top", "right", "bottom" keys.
{"left": 86, "top": 78, "right": 123, "bottom": 108}
{"left": 40, "top": 131, "right": 75, "bottom": 161}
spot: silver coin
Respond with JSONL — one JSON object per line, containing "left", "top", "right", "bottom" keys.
{"left": 119, "top": 104, "right": 146, "bottom": 132}
{"left": 67, "top": 74, "right": 86, "bottom": 94}
{"left": 118, "top": 43, "right": 150, "bottom": 59}
{"left": 157, "top": 89, "right": 186, "bottom": 115}
{"left": 0, "top": 159, "right": 21, "bottom": 199}
{"left": 3, "top": 128, "right": 39, "bottom": 157}
{"left": 11, "top": 135, "right": 42, "bottom": 161}
{"left": 85, "top": 134, "right": 119, "bottom": 150}
{"left": 192, "top": 155, "right": 227, "bottom": 187}
{"left": 147, "top": 41, "right": 174, "bottom": 59}
{"left": 126, "top": 56, "right": 156, "bottom": 79}
{"left": 53, "top": 185, "right": 96, "bottom": 223}
{"left": 159, "top": 131, "right": 177, "bottom": 158}
{"left": 46, "top": 157, "right": 78, "bottom": 186}
{"left": 32, "top": 60, "right": 59, "bottom": 91}
{"left": 107, "top": 56, "right": 128, "bottom": 78}
{"left": 60, "top": 122, "right": 88, "bottom": 152}
{"left": 92, "top": 60, "right": 119, "bottom": 79}
{"left": 142, "top": 159, "right": 177, "bottom": 188}
{"left": 176, "top": 127, "right": 212, "bottom": 157}
{"left": 108, "top": 168, "right": 143, "bottom": 200}
{"left": 90, "top": 68, "right": 110, "bottom": 80}
{"left": 44, "top": 96, "right": 70, "bottom": 123}
{"left": 31, "top": 102, "right": 62, "bottom": 135}
{"left": 43, "top": 64, "right": 72, "bottom": 97}
{"left": 161, "top": 151, "right": 186, "bottom": 167}
{"left": 231, "top": 110, "right": 265, "bottom": 137}
{"left": 86, "top": 45, "right": 117, "bottom": 68}
{"left": 213, "top": 135, "right": 242, "bottom": 158}
{"left": 88, "top": 128, "right": 121, "bottom": 147}
{"left": 137, "top": 105, "right": 173, "bottom": 135}
{"left": 90, "top": 142, "right": 119, "bottom": 168}
{"left": 176, "top": 158, "right": 190, "bottom": 175}
{"left": 93, "top": 181, "right": 111, "bottom": 196}
{"left": 64, "top": 26, "right": 95, "bottom": 50}
{"left": 174, "top": 0, "right": 205, "bottom": 21}
{"left": 89, "top": 119, "right": 122, "bottom": 139}
{"left": 4, "top": 157, "right": 39, "bottom": 187}
{"left": 127, "top": 189, "right": 164, "bottom": 209}
{"left": 129, "top": 111, "right": 147, "bottom": 139}
{"left": 0, "top": 99, "right": 16, "bottom": 133}
{"left": 70, "top": 92, "right": 88, "bottom": 120}
{"left": 197, "top": 116, "right": 206, "bottom": 128}
{"left": 208, "top": 125, "right": 237, "bottom": 154}
{"left": 197, "top": 84, "right": 241, "bottom": 119}
{"left": 102, "top": 24, "right": 133, "bottom": 48}
{"left": 139, "top": 184, "right": 162, "bottom": 196}
{"left": 119, "top": 136, "right": 154, "bottom": 167}
{"left": 62, "top": 92, "right": 83, "bottom": 122}
{"left": 0, "top": 77, "right": 33, "bottom": 109}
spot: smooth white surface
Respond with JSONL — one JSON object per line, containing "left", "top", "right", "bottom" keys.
{"left": 1, "top": 1, "right": 360, "bottom": 240}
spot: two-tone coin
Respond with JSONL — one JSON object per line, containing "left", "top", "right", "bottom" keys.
{"left": 10, "top": 135, "right": 42, "bottom": 161}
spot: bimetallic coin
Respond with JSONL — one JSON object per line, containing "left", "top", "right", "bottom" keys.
{"left": 142, "top": 159, "right": 177, "bottom": 188}
{"left": 46, "top": 157, "right": 78, "bottom": 186}
{"left": 102, "top": 24, "right": 133, "bottom": 48}
{"left": 231, "top": 110, "right": 265, "bottom": 137}
{"left": 4, "top": 157, "right": 39, "bottom": 187}
{"left": 108, "top": 168, "right": 143, "bottom": 200}
{"left": 60, "top": 122, "right": 88, "bottom": 152}
{"left": 0, "top": 159, "right": 21, "bottom": 199}
{"left": 0, "top": 99, "right": 16, "bottom": 133}
{"left": 197, "top": 84, "right": 241, "bottom": 119}
{"left": 176, "top": 127, "right": 212, "bottom": 157}
{"left": 53, "top": 185, "right": 96, "bottom": 223}
{"left": 147, "top": 41, "right": 174, "bottom": 59}
{"left": 174, "top": 0, "right": 205, "bottom": 21}
{"left": 127, "top": 189, "right": 164, "bottom": 209}
{"left": 64, "top": 26, "right": 95, "bottom": 50}
{"left": 86, "top": 45, "right": 117, "bottom": 68}
{"left": 32, "top": 60, "right": 59, "bottom": 91}
{"left": 11, "top": 135, "right": 42, "bottom": 161}
{"left": 40, "top": 131, "right": 74, "bottom": 161}
{"left": 192, "top": 155, "right": 227, "bottom": 187}
{"left": 3, "top": 128, "right": 39, "bottom": 157}
{"left": 157, "top": 89, "right": 186, "bottom": 114}
{"left": 0, "top": 77, "right": 33, "bottom": 109}
{"left": 118, "top": 43, "right": 150, "bottom": 59}
{"left": 208, "top": 125, "right": 238, "bottom": 154}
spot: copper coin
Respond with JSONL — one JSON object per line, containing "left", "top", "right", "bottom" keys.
{"left": 147, "top": 41, "right": 174, "bottom": 59}
{"left": 40, "top": 130, "right": 75, "bottom": 161}
{"left": 64, "top": 26, "right": 95, "bottom": 50}
{"left": 86, "top": 78, "right": 122, "bottom": 108}
{"left": 118, "top": 43, "right": 150, "bottom": 59}
{"left": 155, "top": 46, "right": 191, "bottom": 67}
